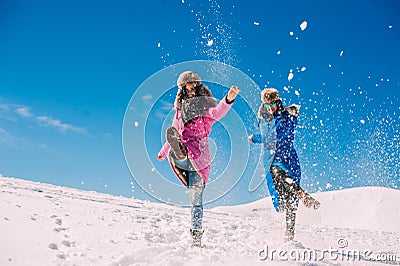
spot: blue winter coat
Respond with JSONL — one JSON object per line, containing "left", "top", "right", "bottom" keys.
{"left": 251, "top": 106, "right": 301, "bottom": 211}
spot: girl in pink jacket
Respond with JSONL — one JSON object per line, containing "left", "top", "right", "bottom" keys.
{"left": 158, "top": 71, "right": 240, "bottom": 247}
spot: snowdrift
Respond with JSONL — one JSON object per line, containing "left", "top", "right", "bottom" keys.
{"left": 214, "top": 186, "right": 400, "bottom": 233}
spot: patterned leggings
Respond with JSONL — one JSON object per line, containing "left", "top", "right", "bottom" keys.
{"left": 270, "top": 165, "right": 300, "bottom": 235}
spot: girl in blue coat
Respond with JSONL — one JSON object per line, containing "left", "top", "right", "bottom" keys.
{"left": 248, "top": 88, "right": 320, "bottom": 242}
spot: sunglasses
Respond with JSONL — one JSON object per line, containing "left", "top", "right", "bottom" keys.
{"left": 264, "top": 101, "right": 277, "bottom": 108}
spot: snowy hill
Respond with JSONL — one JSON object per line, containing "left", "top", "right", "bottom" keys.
{"left": 214, "top": 186, "right": 400, "bottom": 233}
{"left": 1, "top": 174, "right": 399, "bottom": 265}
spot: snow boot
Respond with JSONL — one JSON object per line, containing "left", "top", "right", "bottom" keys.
{"left": 190, "top": 228, "right": 204, "bottom": 247}
{"left": 166, "top": 126, "right": 187, "bottom": 160}
{"left": 297, "top": 190, "right": 321, "bottom": 209}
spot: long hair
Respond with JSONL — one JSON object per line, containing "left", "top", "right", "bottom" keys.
{"left": 173, "top": 83, "right": 217, "bottom": 124}
{"left": 275, "top": 99, "right": 284, "bottom": 113}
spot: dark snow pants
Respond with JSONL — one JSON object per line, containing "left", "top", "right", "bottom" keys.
{"left": 270, "top": 165, "right": 300, "bottom": 235}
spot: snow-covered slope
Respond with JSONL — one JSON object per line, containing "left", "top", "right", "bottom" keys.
{"left": 214, "top": 186, "right": 400, "bottom": 233}
{"left": 1, "top": 175, "right": 399, "bottom": 265}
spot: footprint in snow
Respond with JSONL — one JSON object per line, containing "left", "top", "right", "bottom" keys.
{"left": 48, "top": 243, "right": 58, "bottom": 250}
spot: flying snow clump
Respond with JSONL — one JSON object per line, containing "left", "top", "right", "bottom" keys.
{"left": 300, "top": 21, "right": 308, "bottom": 31}
{"left": 288, "top": 71, "right": 294, "bottom": 82}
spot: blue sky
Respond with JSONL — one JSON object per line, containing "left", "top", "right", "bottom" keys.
{"left": 1, "top": 0, "right": 399, "bottom": 207}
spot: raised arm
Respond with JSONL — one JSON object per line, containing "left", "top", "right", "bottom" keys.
{"left": 208, "top": 86, "right": 240, "bottom": 120}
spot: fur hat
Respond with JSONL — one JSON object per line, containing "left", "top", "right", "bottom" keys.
{"left": 257, "top": 88, "right": 280, "bottom": 120}
{"left": 261, "top": 88, "right": 280, "bottom": 103}
{"left": 177, "top": 71, "right": 202, "bottom": 89}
